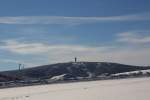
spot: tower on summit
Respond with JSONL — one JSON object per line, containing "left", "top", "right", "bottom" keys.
{"left": 75, "top": 57, "right": 77, "bottom": 62}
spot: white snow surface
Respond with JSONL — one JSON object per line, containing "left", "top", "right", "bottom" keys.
{"left": 112, "top": 69, "right": 150, "bottom": 76}
{"left": 0, "top": 77, "right": 150, "bottom": 100}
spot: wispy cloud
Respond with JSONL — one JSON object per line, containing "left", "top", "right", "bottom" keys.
{"left": 117, "top": 31, "right": 150, "bottom": 44}
{"left": 0, "top": 13, "right": 150, "bottom": 25}
{"left": 0, "top": 39, "right": 150, "bottom": 66}
{"left": 0, "top": 40, "right": 109, "bottom": 55}
{"left": 0, "top": 40, "right": 49, "bottom": 54}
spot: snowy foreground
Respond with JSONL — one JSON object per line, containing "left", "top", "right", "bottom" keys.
{"left": 0, "top": 77, "right": 150, "bottom": 100}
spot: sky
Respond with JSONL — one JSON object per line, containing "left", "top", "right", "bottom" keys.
{"left": 0, "top": 0, "right": 150, "bottom": 71}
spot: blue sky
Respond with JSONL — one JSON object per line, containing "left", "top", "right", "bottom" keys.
{"left": 0, "top": 0, "right": 150, "bottom": 71}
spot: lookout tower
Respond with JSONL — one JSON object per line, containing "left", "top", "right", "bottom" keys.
{"left": 75, "top": 57, "right": 77, "bottom": 62}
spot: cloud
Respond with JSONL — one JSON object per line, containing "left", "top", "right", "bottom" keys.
{"left": 117, "top": 31, "right": 150, "bottom": 44}
{"left": 0, "top": 59, "right": 19, "bottom": 64}
{"left": 0, "top": 39, "right": 150, "bottom": 66}
{"left": 42, "top": 46, "right": 150, "bottom": 66}
{"left": 0, "top": 13, "right": 150, "bottom": 25}
{"left": 0, "top": 40, "right": 109, "bottom": 55}
{"left": 0, "top": 40, "right": 50, "bottom": 54}
{"left": 103, "top": 48, "right": 150, "bottom": 66}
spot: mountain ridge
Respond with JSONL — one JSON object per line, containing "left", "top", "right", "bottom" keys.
{"left": 0, "top": 62, "right": 150, "bottom": 82}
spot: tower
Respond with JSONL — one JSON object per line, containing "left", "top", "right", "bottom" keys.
{"left": 75, "top": 57, "right": 77, "bottom": 62}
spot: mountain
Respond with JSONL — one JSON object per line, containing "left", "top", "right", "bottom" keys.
{"left": 0, "top": 62, "right": 150, "bottom": 82}
{"left": 0, "top": 74, "right": 20, "bottom": 82}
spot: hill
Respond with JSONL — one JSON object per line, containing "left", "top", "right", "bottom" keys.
{"left": 1, "top": 62, "right": 150, "bottom": 82}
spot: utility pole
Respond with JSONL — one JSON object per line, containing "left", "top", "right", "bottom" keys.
{"left": 22, "top": 64, "right": 25, "bottom": 69}
{"left": 19, "top": 63, "right": 22, "bottom": 71}
{"left": 17, "top": 63, "right": 22, "bottom": 78}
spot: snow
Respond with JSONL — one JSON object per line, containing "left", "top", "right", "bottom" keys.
{"left": 112, "top": 69, "right": 150, "bottom": 76}
{"left": 50, "top": 74, "right": 66, "bottom": 81}
{"left": 0, "top": 77, "right": 150, "bottom": 100}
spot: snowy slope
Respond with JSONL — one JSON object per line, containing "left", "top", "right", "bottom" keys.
{"left": 0, "top": 77, "right": 150, "bottom": 100}
{"left": 2, "top": 62, "right": 149, "bottom": 80}
{"left": 112, "top": 69, "right": 150, "bottom": 76}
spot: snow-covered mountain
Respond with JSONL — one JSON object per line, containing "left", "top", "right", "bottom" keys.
{"left": 1, "top": 62, "right": 150, "bottom": 82}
